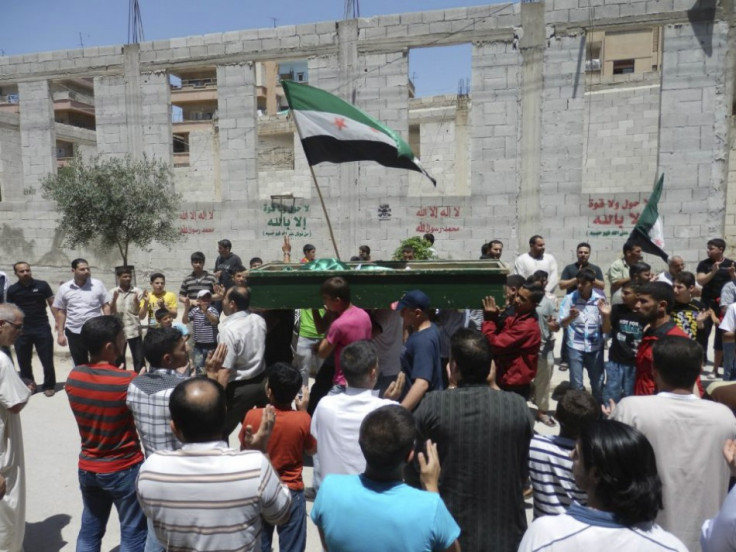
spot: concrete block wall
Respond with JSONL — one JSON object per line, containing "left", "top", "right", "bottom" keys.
{"left": 140, "top": 71, "right": 173, "bottom": 163}
{"left": 582, "top": 84, "right": 660, "bottom": 193}
{"left": 0, "top": 115, "right": 22, "bottom": 202}
{"left": 173, "top": 128, "right": 217, "bottom": 202}
{"left": 18, "top": 80, "right": 56, "bottom": 199}
{"left": 93, "top": 76, "right": 130, "bottom": 158}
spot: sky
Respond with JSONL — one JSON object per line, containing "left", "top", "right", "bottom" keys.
{"left": 0, "top": 0, "right": 507, "bottom": 97}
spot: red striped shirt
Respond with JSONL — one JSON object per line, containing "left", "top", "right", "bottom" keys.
{"left": 66, "top": 363, "right": 144, "bottom": 473}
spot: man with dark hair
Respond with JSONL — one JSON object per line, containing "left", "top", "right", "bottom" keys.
{"left": 395, "top": 289, "right": 443, "bottom": 410}
{"left": 179, "top": 251, "right": 220, "bottom": 307}
{"left": 8, "top": 262, "right": 57, "bottom": 396}
{"left": 401, "top": 244, "right": 415, "bottom": 261}
{"left": 141, "top": 272, "right": 177, "bottom": 329}
{"left": 559, "top": 268, "right": 607, "bottom": 404}
{"left": 311, "top": 340, "right": 400, "bottom": 490}
{"left": 514, "top": 235, "right": 559, "bottom": 297}
{"left": 312, "top": 405, "right": 461, "bottom": 552}
{"left": 613, "top": 335, "right": 736, "bottom": 551}
{"left": 629, "top": 261, "right": 652, "bottom": 285}
{"left": 488, "top": 239, "right": 503, "bottom": 260}
{"left": 249, "top": 256, "right": 263, "bottom": 269}
{"left": 358, "top": 245, "right": 371, "bottom": 261}
{"left": 409, "top": 328, "right": 533, "bottom": 551}
{"left": 608, "top": 240, "right": 643, "bottom": 304}
{"left": 559, "top": 242, "right": 604, "bottom": 294}
{"left": 423, "top": 233, "right": 437, "bottom": 257}
{"left": 65, "top": 315, "right": 147, "bottom": 551}
{"left": 672, "top": 271, "right": 710, "bottom": 341}
{"left": 136, "top": 378, "right": 292, "bottom": 551}
{"left": 213, "top": 239, "right": 243, "bottom": 290}
{"left": 109, "top": 265, "right": 146, "bottom": 372}
{"left": 482, "top": 283, "right": 543, "bottom": 398}
{"left": 697, "top": 238, "right": 734, "bottom": 369}
{"left": 52, "top": 258, "right": 110, "bottom": 366}
{"left": 529, "top": 389, "right": 598, "bottom": 518}
{"left": 632, "top": 282, "right": 689, "bottom": 396}
{"left": 212, "top": 285, "right": 268, "bottom": 437}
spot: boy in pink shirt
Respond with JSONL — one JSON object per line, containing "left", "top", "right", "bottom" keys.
{"left": 315, "top": 277, "right": 372, "bottom": 393}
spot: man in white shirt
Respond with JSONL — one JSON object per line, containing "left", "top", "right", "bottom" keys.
{"left": 514, "top": 235, "right": 559, "bottom": 297}
{"left": 212, "top": 285, "right": 268, "bottom": 437}
{"left": 52, "top": 258, "right": 110, "bottom": 366}
{"left": 612, "top": 335, "right": 736, "bottom": 552}
{"left": 311, "top": 339, "right": 401, "bottom": 490}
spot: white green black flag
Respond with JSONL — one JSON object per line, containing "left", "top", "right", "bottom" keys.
{"left": 281, "top": 80, "right": 436, "bottom": 186}
{"left": 628, "top": 174, "right": 668, "bottom": 262}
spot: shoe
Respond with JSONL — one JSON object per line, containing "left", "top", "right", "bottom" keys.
{"left": 537, "top": 414, "right": 557, "bottom": 427}
{"left": 43, "top": 389, "right": 55, "bottom": 397}
{"left": 523, "top": 485, "right": 533, "bottom": 499}
{"left": 24, "top": 381, "right": 37, "bottom": 394}
{"left": 559, "top": 362, "right": 568, "bottom": 372}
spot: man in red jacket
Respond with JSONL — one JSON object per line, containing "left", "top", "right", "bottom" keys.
{"left": 482, "top": 283, "right": 543, "bottom": 398}
{"left": 634, "top": 282, "right": 689, "bottom": 396}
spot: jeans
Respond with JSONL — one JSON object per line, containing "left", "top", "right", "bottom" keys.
{"left": 293, "top": 336, "right": 323, "bottom": 386}
{"left": 14, "top": 327, "right": 56, "bottom": 389}
{"left": 192, "top": 342, "right": 216, "bottom": 376}
{"left": 77, "top": 463, "right": 147, "bottom": 552}
{"left": 144, "top": 517, "right": 164, "bottom": 552}
{"left": 723, "top": 342, "right": 736, "bottom": 381}
{"left": 261, "top": 489, "right": 306, "bottom": 552}
{"left": 602, "top": 360, "right": 636, "bottom": 404}
{"left": 567, "top": 347, "right": 604, "bottom": 404}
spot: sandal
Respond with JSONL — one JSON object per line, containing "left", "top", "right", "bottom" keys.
{"left": 537, "top": 414, "right": 557, "bottom": 427}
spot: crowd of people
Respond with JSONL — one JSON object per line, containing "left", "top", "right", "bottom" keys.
{"left": 0, "top": 233, "right": 736, "bottom": 551}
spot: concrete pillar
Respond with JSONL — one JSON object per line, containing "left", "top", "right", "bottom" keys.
{"left": 18, "top": 80, "right": 56, "bottom": 199}
{"left": 94, "top": 74, "right": 130, "bottom": 158}
{"left": 0, "top": 116, "right": 23, "bottom": 202}
{"left": 216, "top": 62, "right": 257, "bottom": 202}
{"left": 141, "top": 71, "right": 173, "bottom": 163}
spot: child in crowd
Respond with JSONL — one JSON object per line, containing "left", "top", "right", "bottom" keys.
{"left": 154, "top": 308, "right": 190, "bottom": 342}
{"left": 672, "top": 271, "right": 711, "bottom": 341}
{"left": 528, "top": 389, "right": 598, "bottom": 518}
{"left": 182, "top": 290, "right": 219, "bottom": 375}
{"left": 240, "top": 363, "right": 316, "bottom": 552}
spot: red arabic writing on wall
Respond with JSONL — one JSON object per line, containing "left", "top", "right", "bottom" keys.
{"left": 587, "top": 197, "right": 645, "bottom": 228}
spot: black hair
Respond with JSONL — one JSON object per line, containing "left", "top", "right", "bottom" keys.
{"left": 218, "top": 239, "right": 232, "bottom": 249}
{"left": 708, "top": 238, "right": 726, "bottom": 250}
{"left": 115, "top": 266, "right": 133, "bottom": 277}
{"left": 350, "top": 256, "right": 361, "bottom": 261}
{"left": 321, "top": 276, "right": 350, "bottom": 303}
{"left": 150, "top": 272, "right": 165, "bottom": 283}
{"left": 653, "top": 335, "right": 703, "bottom": 389}
{"left": 81, "top": 315, "right": 123, "bottom": 355}
{"left": 555, "top": 389, "right": 599, "bottom": 438}
{"left": 226, "top": 286, "right": 251, "bottom": 311}
{"left": 489, "top": 239, "right": 503, "bottom": 248}
{"left": 71, "top": 258, "right": 88, "bottom": 269}
{"left": 423, "top": 233, "right": 435, "bottom": 245}
{"left": 529, "top": 234, "right": 544, "bottom": 246}
{"left": 229, "top": 264, "right": 247, "bottom": 275}
{"left": 481, "top": 243, "right": 491, "bottom": 256}
{"left": 521, "top": 282, "right": 544, "bottom": 305}
{"left": 629, "top": 262, "right": 651, "bottom": 279}
{"left": 303, "top": 243, "right": 316, "bottom": 254}
{"left": 527, "top": 270, "right": 549, "bottom": 285}
{"left": 154, "top": 308, "right": 170, "bottom": 320}
{"left": 506, "top": 274, "right": 526, "bottom": 290}
{"left": 402, "top": 244, "right": 415, "bottom": 253}
{"left": 169, "top": 378, "right": 227, "bottom": 443}
{"left": 579, "top": 419, "right": 662, "bottom": 526}
{"left": 622, "top": 241, "right": 638, "bottom": 255}
{"left": 576, "top": 267, "right": 597, "bottom": 283}
{"left": 144, "top": 327, "right": 184, "bottom": 366}
{"left": 637, "top": 282, "right": 674, "bottom": 313}
{"left": 191, "top": 251, "right": 205, "bottom": 263}
{"left": 359, "top": 245, "right": 371, "bottom": 256}
{"left": 359, "top": 405, "right": 416, "bottom": 473}
{"left": 341, "top": 340, "right": 378, "bottom": 386}
{"left": 267, "top": 362, "right": 303, "bottom": 404}
{"left": 249, "top": 257, "right": 263, "bottom": 267}
{"left": 673, "top": 270, "right": 696, "bottom": 289}
{"left": 13, "top": 261, "right": 29, "bottom": 273}
{"left": 576, "top": 242, "right": 591, "bottom": 251}
{"left": 450, "top": 328, "right": 492, "bottom": 384}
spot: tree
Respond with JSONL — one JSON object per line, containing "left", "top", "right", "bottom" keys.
{"left": 41, "top": 154, "right": 182, "bottom": 267}
{"left": 392, "top": 236, "right": 436, "bottom": 261}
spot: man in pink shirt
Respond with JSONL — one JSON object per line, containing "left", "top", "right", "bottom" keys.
{"left": 315, "top": 277, "right": 372, "bottom": 393}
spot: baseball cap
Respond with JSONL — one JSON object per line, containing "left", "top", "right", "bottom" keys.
{"left": 197, "top": 289, "right": 212, "bottom": 299}
{"left": 393, "top": 289, "right": 431, "bottom": 311}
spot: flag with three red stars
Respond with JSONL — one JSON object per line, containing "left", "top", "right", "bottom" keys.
{"left": 281, "top": 80, "right": 436, "bottom": 186}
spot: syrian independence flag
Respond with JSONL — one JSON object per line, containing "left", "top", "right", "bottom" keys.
{"left": 628, "top": 174, "right": 668, "bottom": 262}
{"left": 282, "top": 80, "right": 436, "bottom": 185}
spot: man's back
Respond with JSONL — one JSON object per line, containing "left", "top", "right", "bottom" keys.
{"left": 311, "top": 474, "right": 459, "bottom": 552}
{"left": 613, "top": 394, "right": 736, "bottom": 551}
{"left": 528, "top": 434, "right": 586, "bottom": 518}
{"left": 411, "top": 385, "right": 533, "bottom": 552}
{"left": 137, "top": 444, "right": 291, "bottom": 551}
{"left": 311, "top": 389, "right": 393, "bottom": 487}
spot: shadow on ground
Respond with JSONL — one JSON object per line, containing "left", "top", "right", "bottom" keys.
{"left": 25, "top": 514, "right": 71, "bottom": 551}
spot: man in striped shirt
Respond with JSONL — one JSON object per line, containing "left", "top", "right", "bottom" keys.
{"left": 65, "top": 315, "right": 147, "bottom": 551}
{"left": 528, "top": 389, "right": 598, "bottom": 518}
{"left": 136, "top": 378, "right": 292, "bottom": 551}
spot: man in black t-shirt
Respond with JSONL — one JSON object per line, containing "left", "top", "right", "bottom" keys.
{"left": 7, "top": 262, "right": 56, "bottom": 395}
{"left": 558, "top": 242, "right": 605, "bottom": 295}
{"left": 600, "top": 281, "right": 642, "bottom": 403}
{"left": 672, "top": 271, "right": 710, "bottom": 341}
{"left": 696, "top": 238, "right": 734, "bottom": 369}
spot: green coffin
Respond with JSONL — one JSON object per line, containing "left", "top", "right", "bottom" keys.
{"left": 246, "top": 260, "right": 509, "bottom": 309}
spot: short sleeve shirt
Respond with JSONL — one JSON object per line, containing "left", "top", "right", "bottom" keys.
{"left": 608, "top": 304, "right": 644, "bottom": 364}
{"left": 697, "top": 257, "right": 735, "bottom": 309}
{"left": 142, "top": 291, "right": 179, "bottom": 328}
{"left": 561, "top": 263, "right": 604, "bottom": 294}
{"left": 7, "top": 279, "right": 53, "bottom": 328}
{"left": 52, "top": 278, "right": 109, "bottom": 334}
{"left": 326, "top": 306, "right": 372, "bottom": 386}
{"left": 401, "top": 323, "right": 444, "bottom": 393}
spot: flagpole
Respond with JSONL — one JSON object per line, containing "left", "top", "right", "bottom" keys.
{"left": 308, "top": 164, "right": 341, "bottom": 260}
{"left": 288, "top": 102, "right": 341, "bottom": 260}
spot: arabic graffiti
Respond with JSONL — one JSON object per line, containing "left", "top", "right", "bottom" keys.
{"left": 586, "top": 196, "right": 644, "bottom": 230}
{"left": 415, "top": 206, "right": 462, "bottom": 218}
{"left": 179, "top": 209, "right": 216, "bottom": 235}
{"left": 587, "top": 230, "right": 629, "bottom": 237}
{"left": 261, "top": 202, "right": 312, "bottom": 238}
{"left": 416, "top": 222, "right": 460, "bottom": 234}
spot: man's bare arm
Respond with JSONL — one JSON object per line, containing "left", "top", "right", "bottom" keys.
{"left": 401, "top": 378, "right": 429, "bottom": 411}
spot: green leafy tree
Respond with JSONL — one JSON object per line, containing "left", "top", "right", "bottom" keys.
{"left": 41, "top": 154, "right": 182, "bottom": 266}
{"left": 392, "top": 236, "right": 435, "bottom": 261}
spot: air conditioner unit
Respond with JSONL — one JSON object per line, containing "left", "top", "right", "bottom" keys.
{"left": 585, "top": 59, "right": 601, "bottom": 72}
